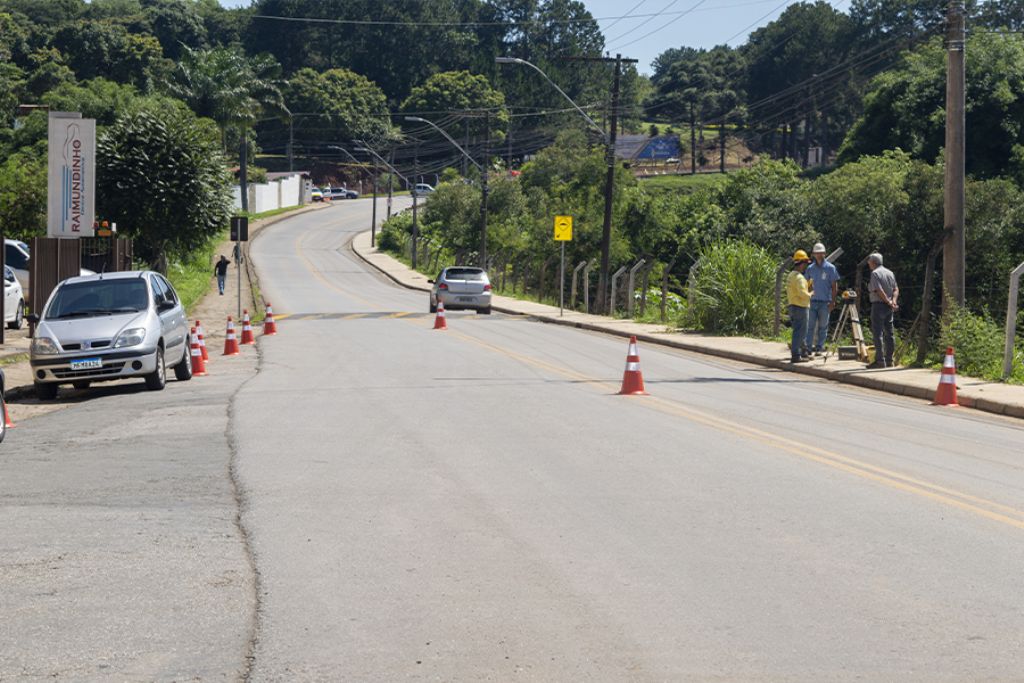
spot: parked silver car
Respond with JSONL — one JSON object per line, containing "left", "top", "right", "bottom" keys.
{"left": 28, "top": 271, "right": 192, "bottom": 399}
{"left": 429, "top": 267, "right": 492, "bottom": 314}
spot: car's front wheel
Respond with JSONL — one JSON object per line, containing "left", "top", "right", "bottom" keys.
{"left": 145, "top": 346, "right": 167, "bottom": 391}
{"left": 7, "top": 300, "right": 23, "bottom": 330}
{"left": 480, "top": 307, "right": 492, "bottom": 315}
{"left": 35, "top": 382, "right": 58, "bottom": 400}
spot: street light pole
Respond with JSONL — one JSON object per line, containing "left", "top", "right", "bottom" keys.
{"left": 497, "top": 54, "right": 635, "bottom": 312}
{"left": 404, "top": 114, "right": 490, "bottom": 267}
{"left": 355, "top": 142, "right": 412, "bottom": 253}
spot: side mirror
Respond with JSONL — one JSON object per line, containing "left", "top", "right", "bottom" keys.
{"left": 427, "top": 279, "right": 434, "bottom": 284}
{"left": 158, "top": 299, "right": 176, "bottom": 312}
{"left": 26, "top": 313, "right": 40, "bottom": 325}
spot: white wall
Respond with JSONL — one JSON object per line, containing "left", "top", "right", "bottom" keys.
{"left": 232, "top": 173, "right": 306, "bottom": 213}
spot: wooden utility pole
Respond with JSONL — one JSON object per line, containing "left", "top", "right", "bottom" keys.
{"left": 561, "top": 53, "right": 637, "bottom": 312}
{"left": 412, "top": 141, "right": 419, "bottom": 269}
{"left": 480, "top": 111, "right": 490, "bottom": 268}
{"left": 943, "top": 0, "right": 966, "bottom": 310}
{"left": 719, "top": 120, "right": 726, "bottom": 173}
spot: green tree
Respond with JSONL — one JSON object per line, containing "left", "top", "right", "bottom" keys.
{"left": 838, "top": 32, "right": 1024, "bottom": 178}
{"left": 50, "top": 19, "right": 166, "bottom": 87}
{"left": 96, "top": 101, "right": 232, "bottom": 269}
{"left": 402, "top": 70, "right": 509, "bottom": 142}
{"left": 0, "top": 149, "right": 47, "bottom": 240}
{"left": 168, "top": 45, "right": 285, "bottom": 147}
{"left": 285, "top": 67, "right": 394, "bottom": 146}
{"left": 142, "top": 0, "right": 208, "bottom": 60}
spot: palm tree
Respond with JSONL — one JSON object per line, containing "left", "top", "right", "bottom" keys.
{"left": 168, "top": 46, "right": 285, "bottom": 149}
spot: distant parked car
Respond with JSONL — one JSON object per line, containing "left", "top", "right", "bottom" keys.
{"left": 28, "top": 271, "right": 193, "bottom": 399}
{"left": 4, "top": 266, "right": 24, "bottom": 330}
{"left": 666, "top": 157, "right": 681, "bottom": 165}
{"left": 311, "top": 187, "right": 324, "bottom": 202}
{"left": 328, "top": 187, "right": 359, "bottom": 200}
{"left": 429, "top": 266, "right": 492, "bottom": 314}
{"left": 411, "top": 183, "right": 435, "bottom": 198}
{"left": 5, "top": 238, "right": 96, "bottom": 301}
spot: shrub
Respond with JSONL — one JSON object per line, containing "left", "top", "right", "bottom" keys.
{"left": 686, "top": 240, "right": 776, "bottom": 335}
{"left": 939, "top": 305, "right": 1005, "bottom": 380}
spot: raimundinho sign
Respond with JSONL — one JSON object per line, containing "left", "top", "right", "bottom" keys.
{"left": 47, "top": 112, "right": 96, "bottom": 238}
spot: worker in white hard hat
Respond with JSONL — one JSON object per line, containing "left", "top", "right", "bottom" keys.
{"left": 804, "top": 242, "right": 840, "bottom": 355}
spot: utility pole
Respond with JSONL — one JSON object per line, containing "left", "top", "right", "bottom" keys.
{"left": 412, "top": 141, "right": 420, "bottom": 270}
{"left": 690, "top": 102, "right": 697, "bottom": 175}
{"left": 563, "top": 54, "right": 637, "bottom": 313}
{"left": 480, "top": 111, "right": 490, "bottom": 268}
{"left": 287, "top": 114, "right": 294, "bottom": 173}
{"left": 371, "top": 158, "right": 378, "bottom": 247}
{"left": 719, "top": 119, "right": 726, "bottom": 173}
{"left": 943, "top": 0, "right": 966, "bottom": 310}
{"left": 387, "top": 149, "right": 394, "bottom": 219}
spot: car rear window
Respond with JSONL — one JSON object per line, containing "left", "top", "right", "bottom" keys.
{"left": 445, "top": 269, "right": 485, "bottom": 281}
{"left": 45, "top": 279, "right": 149, "bottom": 319}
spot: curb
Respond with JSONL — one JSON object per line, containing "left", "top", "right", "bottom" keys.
{"left": 350, "top": 232, "right": 1024, "bottom": 421}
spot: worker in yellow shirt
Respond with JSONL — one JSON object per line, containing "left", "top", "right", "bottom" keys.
{"left": 786, "top": 249, "right": 813, "bottom": 363}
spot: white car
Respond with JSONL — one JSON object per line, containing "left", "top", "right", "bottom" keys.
{"left": 411, "top": 183, "right": 435, "bottom": 198}
{"left": 4, "top": 266, "right": 24, "bottom": 330}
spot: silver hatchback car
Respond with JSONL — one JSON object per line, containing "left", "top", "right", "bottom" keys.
{"left": 429, "top": 267, "right": 492, "bottom": 314}
{"left": 29, "top": 271, "right": 192, "bottom": 399}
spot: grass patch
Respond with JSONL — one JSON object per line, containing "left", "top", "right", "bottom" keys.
{"left": 0, "top": 352, "right": 29, "bottom": 367}
{"left": 167, "top": 229, "right": 227, "bottom": 314}
{"left": 639, "top": 173, "right": 727, "bottom": 194}
{"left": 238, "top": 204, "right": 304, "bottom": 221}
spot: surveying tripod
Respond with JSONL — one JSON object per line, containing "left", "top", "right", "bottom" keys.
{"left": 824, "top": 290, "right": 869, "bottom": 362}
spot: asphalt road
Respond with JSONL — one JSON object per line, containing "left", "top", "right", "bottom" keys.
{"left": 238, "top": 201, "right": 1024, "bottom": 680}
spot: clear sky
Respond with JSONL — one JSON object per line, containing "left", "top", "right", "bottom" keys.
{"left": 219, "top": 0, "right": 817, "bottom": 74}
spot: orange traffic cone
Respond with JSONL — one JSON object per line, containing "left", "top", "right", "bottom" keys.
{"left": 932, "top": 346, "right": 959, "bottom": 406}
{"left": 263, "top": 302, "right": 278, "bottom": 335}
{"left": 196, "top": 320, "right": 209, "bottom": 361}
{"left": 223, "top": 316, "right": 241, "bottom": 356}
{"left": 2, "top": 395, "right": 14, "bottom": 429}
{"left": 619, "top": 335, "right": 648, "bottom": 395}
{"left": 190, "top": 328, "right": 207, "bottom": 376}
{"left": 240, "top": 309, "right": 256, "bottom": 345}
{"left": 433, "top": 299, "right": 447, "bottom": 330}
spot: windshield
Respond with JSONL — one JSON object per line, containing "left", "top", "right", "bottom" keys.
{"left": 445, "top": 269, "right": 485, "bottom": 281}
{"left": 45, "top": 279, "right": 149, "bottom": 320}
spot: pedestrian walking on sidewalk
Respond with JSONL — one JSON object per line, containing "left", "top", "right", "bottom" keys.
{"left": 787, "top": 249, "right": 813, "bottom": 364}
{"left": 866, "top": 252, "right": 899, "bottom": 369}
{"left": 214, "top": 255, "right": 229, "bottom": 296}
{"left": 805, "top": 242, "right": 840, "bottom": 355}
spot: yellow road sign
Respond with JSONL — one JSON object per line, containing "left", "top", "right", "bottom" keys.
{"left": 554, "top": 215, "right": 573, "bottom": 241}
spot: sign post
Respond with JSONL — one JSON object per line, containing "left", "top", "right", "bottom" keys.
{"left": 231, "top": 216, "right": 249, "bottom": 318}
{"left": 47, "top": 112, "right": 96, "bottom": 239}
{"left": 554, "top": 215, "right": 573, "bottom": 316}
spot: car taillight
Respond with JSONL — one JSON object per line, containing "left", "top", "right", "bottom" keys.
{"left": 439, "top": 283, "right": 448, "bottom": 290}
{"left": 483, "top": 284, "right": 492, "bottom": 291}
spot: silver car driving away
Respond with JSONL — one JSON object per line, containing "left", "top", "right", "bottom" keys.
{"left": 29, "top": 271, "right": 192, "bottom": 399}
{"left": 429, "top": 267, "right": 492, "bottom": 314}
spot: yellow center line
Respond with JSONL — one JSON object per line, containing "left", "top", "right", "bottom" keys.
{"left": 445, "top": 327, "right": 1024, "bottom": 531}
{"left": 295, "top": 230, "right": 377, "bottom": 307}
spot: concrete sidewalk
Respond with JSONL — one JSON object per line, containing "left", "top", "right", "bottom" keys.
{"left": 3, "top": 202, "right": 329, "bottom": 422}
{"left": 351, "top": 230, "right": 1024, "bottom": 421}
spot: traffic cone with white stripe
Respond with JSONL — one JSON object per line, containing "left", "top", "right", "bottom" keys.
{"left": 932, "top": 346, "right": 959, "bottom": 406}
{"left": 190, "top": 328, "right": 207, "bottom": 376}
{"left": 619, "top": 335, "right": 648, "bottom": 395}
{"left": 223, "top": 316, "right": 241, "bottom": 356}
{"left": 2, "top": 395, "right": 14, "bottom": 429}
{"left": 240, "top": 309, "right": 256, "bottom": 345}
{"left": 433, "top": 299, "right": 447, "bottom": 330}
{"left": 263, "top": 303, "right": 278, "bottom": 335}
{"left": 196, "top": 320, "right": 209, "bottom": 361}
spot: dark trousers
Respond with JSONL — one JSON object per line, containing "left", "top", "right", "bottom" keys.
{"left": 870, "top": 302, "right": 895, "bottom": 366}
{"left": 789, "top": 305, "right": 809, "bottom": 361}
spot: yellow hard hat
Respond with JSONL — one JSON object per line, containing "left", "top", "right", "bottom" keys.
{"left": 793, "top": 249, "right": 810, "bottom": 262}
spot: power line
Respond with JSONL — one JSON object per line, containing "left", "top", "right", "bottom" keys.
{"left": 609, "top": 0, "right": 711, "bottom": 52}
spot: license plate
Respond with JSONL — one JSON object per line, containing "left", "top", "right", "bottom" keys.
{"left": 457, "top": 296, "right": 474, "bottom": 302}
{"left": 70, "top": 357, "right": 103, "bottom": 370}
